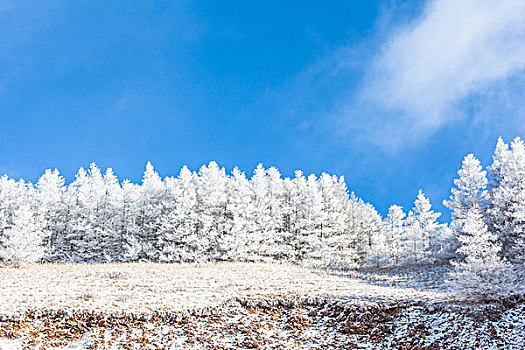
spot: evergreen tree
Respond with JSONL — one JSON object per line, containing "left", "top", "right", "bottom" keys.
{"left": 228, "top": 167, "right": 256, "bottom": 262}
{"left": 383, "top": 205, "right": 406, "bottom": 266}
{"left": 85, "top": 163, "right": 111, "bottom": 262}
{"left": 0, "top": 205, "right": 45, "bottom": 266}
{"left": 248, "top": 164, "right": 273, "bottom": 261}
{"left": 318, "top": 174, "right": 352, "bottom": 266}
{"left": 487, "top": 137, "right": 525, "bottom": 264}
{"left": 0, "top": 175, "right": 28, "bottom": 256}
{"left": 290, "top": 171, "right": 322, "bottom": 263}
{"left": 120, "top": 179, "right": 141, "bottom": 262}
{"left": 403, "top": 190, "right": 441, "bottom": 265}
{"left": 158, "top": 176, "right": 182, "bottom": 263}
{"left": 100, "top": 168, "right": 123, "bottom": 262}
{"left": 159, "top": 167, "right": 199, "bottom": 262}
{"left": 64, "top": 167, "right": 91, "bottom": 262}
{"left": 342, "top": 194, "right": 379, "bottom": 267}
{"left": 444, "top": 154, "right": 488, "bottom": 260}
{"left": 303, "top": 174, "right": 324, "bottom": 264}
{"left": 487, "top": 137, "right": 511, "bottom": 192}
{"left": 196, "top": 161, "right": 231, "bottom": 261}
{"left": 265, "top": 168, "right": 294, "bottom": 261}
{"left": 35, "top": 169, "right": 67, "bottom": 261}
{"left": 450, "top": 207, "right": 514, "bottom": 300}
{"left": 136, "top": 162, "right": 165, "bottom": 262}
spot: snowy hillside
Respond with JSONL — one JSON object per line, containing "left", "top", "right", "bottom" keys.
{"left": 1, "top": 263, "right": 523, "bottom": 349}
{"left": 0, "top": 263, "right": 450, "bottom": 317}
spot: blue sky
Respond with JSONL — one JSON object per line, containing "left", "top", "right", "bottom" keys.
{"left": 1, "top": 0, "right": 524, "bottom": 219}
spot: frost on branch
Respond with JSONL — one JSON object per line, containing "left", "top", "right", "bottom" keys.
{"left": 0, "top": 205, "right": 45, "bottom": 266}
{"left": 450, "top": 208, "right": 514, "bottom": 300}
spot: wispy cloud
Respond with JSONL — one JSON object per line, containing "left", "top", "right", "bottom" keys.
{"left": 343, "top": 0, "right": 525, "bottom": 149}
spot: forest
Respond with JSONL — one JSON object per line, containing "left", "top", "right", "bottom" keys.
{"left": 0, "top": 137, "right": 524, "bottom": 299}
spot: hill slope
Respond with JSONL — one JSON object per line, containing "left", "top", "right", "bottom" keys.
{"left": 0, "top": 263, "right": 523, "bottom": 349}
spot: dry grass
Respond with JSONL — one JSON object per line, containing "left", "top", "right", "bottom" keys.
{"left": 1, "top": 263, "right": 524, "bottom": 349}
{"left": 0, "top": 262, "right": 449, "bottom": 316}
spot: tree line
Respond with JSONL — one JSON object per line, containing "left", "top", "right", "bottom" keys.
{"left": 0, "top": 137, "right": 523, "bottom": 299}
{"left": 0, "top": 161, "right": 450, "bottom": 267}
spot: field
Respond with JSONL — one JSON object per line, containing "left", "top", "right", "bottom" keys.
{"left": 0, "top": 263, "right": 523, "bottom": 349}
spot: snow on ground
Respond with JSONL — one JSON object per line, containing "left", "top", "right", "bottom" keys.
{"left": 0, "top": 262, "right": 450, "bottom": 316}
{"left": 0, "top": 338, "right": 22, "bottom": 350}
{"left": 0, "top": 263, "right": 523, "bottom": 349}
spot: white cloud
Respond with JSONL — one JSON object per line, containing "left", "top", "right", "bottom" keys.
{"left": 352, "top": 0, "right": 525, "bottom": 148}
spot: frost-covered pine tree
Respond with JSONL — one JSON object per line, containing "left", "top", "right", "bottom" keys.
{"left": 136, "top": 162, "right": 165, "bottom": 262}
{"left": 0, "top": 175, "right": 29, "bottom": 256}
{"left": 248, "top": 164, "right": 274, "bottom": 261}
{"left": 504, "top": 138, "right": 525, "bottom": 265}
{"left": 196, "top": 161, "right": 232, "bottom": 261}
{"left": 35, "top": 169, "right": 67, "bottom": 261}
{"left": 303, "top": 174, "right": 324, "bottom": 264}
{"left": 444, "top": 154, "right": 488, "bottom": 260}
{"left": 227, "top": 167, "right": 255, "bottom": 262}
{"left": 289, "top": 171, "right": 323, "bottom": 263}
{"left": 403, "top": 190, "right": 441, "bottom": 265}
{"left": 367, "top": 228, "right": 390, "bottom": 267}
{"left": 175, "top": 166, "right": 203, "bottom": 262}
{"left": 83, "top": 163, "right": 108, "bottom": 262}
{"left": 267, "top": 167, "right": 294, "bottom": 261}
{"left": 63, "top": 167, "right": 91, "bottom": 262}
{"left": 99, "top": 168, "right": 123, "bottom": 262}
{"left": 120, "top": 179, "right": 141, "bottom": 262}
{"left": 434, "top": 223, "right": 456, "bottom": 263}
{"left": 0, "top": 205, "right": 45, "bottom": 266}
{"left": 450, "top": 207, "right": 514, "bottom": 300}
{"left": 159, "top": 166, "right": 200, "bottom": 263}
{"left": 344, "top": 193, "right": 381, "bottom": 267}
{"left": 158, "top": 176, "right": 182, "bottom": 263}
{"left": 382, "top": 205, "right": 406, "bottom": 266}
{"left": 487, "top": 137, "right": 510, "bottom": 193}
{"left": 487, "top": 137, "right": 525, "bottom": 265}
{"left": 318, "top": 174, "right": 352, "bottom": 266}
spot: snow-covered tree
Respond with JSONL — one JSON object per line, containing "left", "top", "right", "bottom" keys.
{"left": 82, "top": 163, "right": 109, "bottom": 262}
{"left": 159, "top": 166, "right": 200, "bottom": 263}
{"left": 267, "top": 168, "right": 294, "bottom": 261}
{"left": 403, "top": 190, "right": 441, "bottom": 265}
{"left": 431, "top": 223, "right": 455, "bottom": 262}
{"left": 0, "top": 175, "right": 30, "bottom": 256}
{"left": 318, "top": 174, "right": 352, "bottom": 266}
{"left": 0, "top": 205, "right": 45, "bottom": 266}
{"left": 367, "top": 228, "right": 390, "bottom": 267}
{"left": 196, "top": 161, "right": 232, "bottom": 261}
{"left": 63, "top": 167, "right": 91, "bottom": 262}
{"left": 247, "top": 164, "right": 274, "bottom": 261}
{"left": 227, "top": 167, "right": 254, "bottom": 262}
{"left": 487, "top": 137, "right": 511, "bottom": 193}
{"left": 487, "top": 137, "right": 525, "bottom": 265}
{"left": 288, "top": 171, "right": 323, "bottom": 263}
{"left": 135, "top": 162, "right": 165, "bottom": 262}
{"left": 382, "top": 205, "right": 406, "bottom": 266}
{"left": 99, "top": 168, "right": 123, "bottom": 262}
{"left": 120, "top": 179, "right": 141, "bottom": 262}
{"left": 342, "top": 194, "right": 381, "bottom": 267}
{"left": 158, "top": 176, "right": 182, "bottom": 263}
{"left": 450, "top": 207, "right": 514, "bottom": 300}
{"left": 35, "top": 169, "right": 67, "bottom": 261}
{"left": 444, "top": 154, "right": 488, "bottom": 260}
{"left": 300, "top": 174, "right": 324, "bottom": 264}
